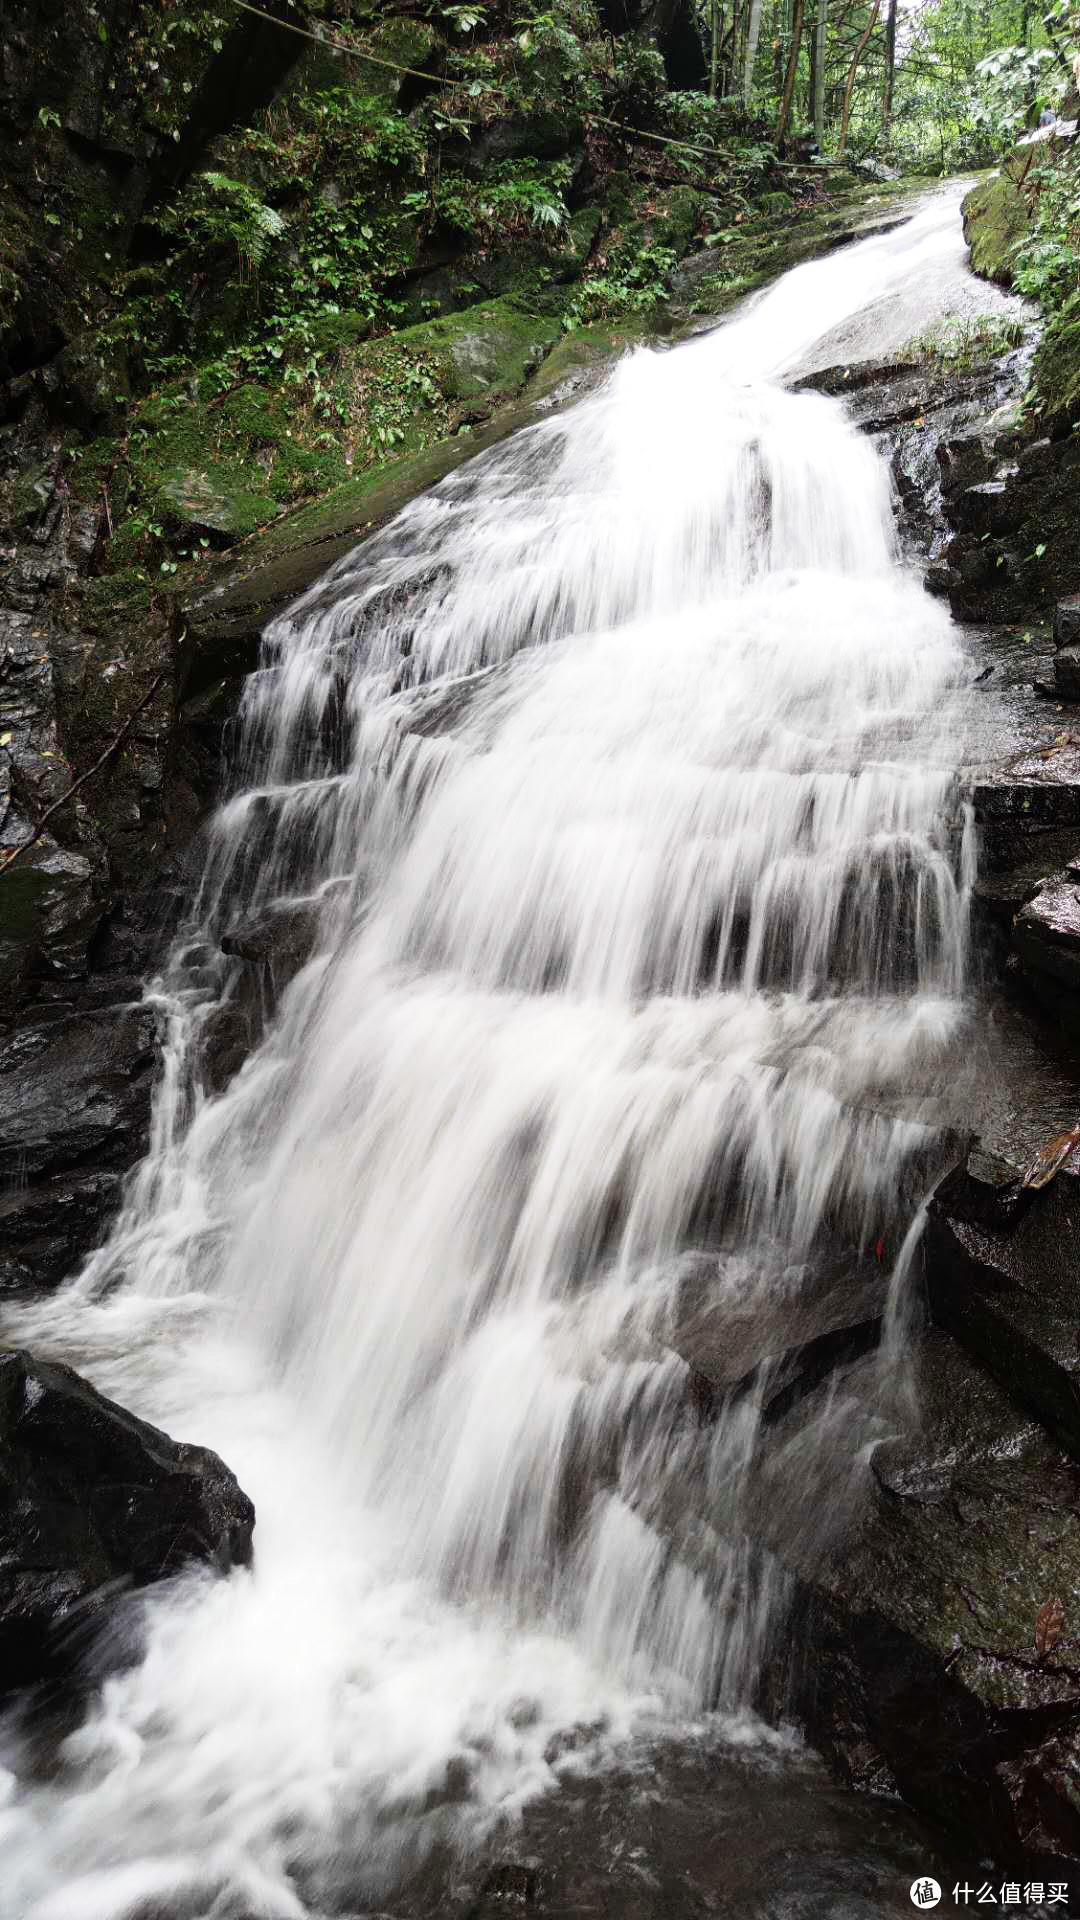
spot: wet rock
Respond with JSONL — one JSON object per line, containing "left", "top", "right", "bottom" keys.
{"left": 0, "top": 1007, "right": 156, "bottom": 1287}
{"left": 0, "top": 1170, "right": 124, "bottom": 1296}
{"left": 221, "top": 899, "right": 319, "bottom": 974}
{"left": 926, "top": 1151, "right": 1080, "bottom": 1458}
{"left": 673, "top": 1258, "right": 887, "bottom": 1419}
{"left": 0, "top": 846, "right": 101, "bottom": 1004}
{"left": 949, "top": 480, "right": 1026, "bottom": 539}
{"left": 465, "top": 1863, "right": 540, "bottom": 1915}
{"left": 1014, "top": 874, "right": 1080, "bottom": 999}
{"left": 1055, "top": 648, "right": 1080, "bottom": 701}
{"left": 1055, "top": 597, "right": 1080, "bottom": 649}
{"left": 0, "top": 1348, "right": 254, "bottom": 1695}
{"left": 0, "top": 1006, "right": 156, "bottom": 1184}
{"left": 782, "top": 1328, "right": 1080, "bottom": 1866}
{"left": 1019, "top": 436, "right": 1058, "bottom": 478}
{"left": 936, "top": 431, "right": 997, "bottom": 497}
{"left": 973, "top": 751, "right": 1080, "bottom": 870}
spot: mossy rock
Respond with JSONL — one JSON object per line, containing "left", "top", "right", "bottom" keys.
{"left": 11, "top": 462, "right": 55, "bottom": 534}
{"left": 353, "top": 20, "right": 439, "bottom": 103}
{"left": 294, "top": 310, "right": 372, "bottom": 355}
{"left": 757, "top": 190, "right": 794, "bottom": 217}
{"left": 962, "top": 156, "right": 1031, "bottom": 287}
{"left": 530, "top": 317, "right": 657, "bottom": 400}
{"left": 81, "top": 570, "right": 154, "bottom": 632}
{"left": 158, "top": 464, "right": 278, "bottom": 538}
{"left": 1033, "top": 313, "right": 1080, "bottom": 425}
{"left": 549, "top": 206, "right": 602, "bottom": 281}
{"left": 648, "top": 186, "right": 707, "bottom": 256}
{"left": 395, "top": 299, "right": 562, "bottom": 400}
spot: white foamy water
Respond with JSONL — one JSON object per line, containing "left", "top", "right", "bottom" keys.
{"left": 2, "top": 189, "right": 979, "bottom": 1918}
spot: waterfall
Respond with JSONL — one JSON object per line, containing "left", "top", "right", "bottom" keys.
{"left": 2, "top": 191, "right": 977, "bottom": 1920}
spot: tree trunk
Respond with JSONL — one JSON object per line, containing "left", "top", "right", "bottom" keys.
{"left": 710, "top": 0, "right": 721, "bottom": 94}
{"left": 727, "top": 0, "right": 744, "bottom": 93}
{"left": 837, "top": 0, "right": 881, "bottom": 153}
{"left": 813, "top": 0, "right": 828, "bottom": 143}
{"left": 881, "top": 0, "right": 897, "bottom": 135}
{"left": 777, "top": 0, "right": 806, "bottom": 146}
{"left": 742, "top": 0, "right": 766, "bottom": 103}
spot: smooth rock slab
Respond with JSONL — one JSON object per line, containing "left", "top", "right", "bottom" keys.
{"left": 0, "top": 1348, "right": 254, "bottom": 1694}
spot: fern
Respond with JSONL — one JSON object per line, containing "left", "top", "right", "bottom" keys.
{"left": 197, "top": 172, "right": 285, "bottom": 271}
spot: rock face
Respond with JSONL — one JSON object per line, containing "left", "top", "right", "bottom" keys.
{"left": 0, "top": 1006, "right": 159, "bottom": 1296}
{"left": 1013, "top": 875, "right": 1080, "bottom": 1031}
{"left": 961, "top": 149, "right": 1035, "bottom": 285}
{"left": 1055, "top": 648, "right": 1080, "bottom": 700}
{"left": 0, "top": 1347, "right": 254, "bottom": 1695}
{"left": 927, "top": 1152, "right": 1080, "bottom": 1454}
{"left": 784, "top": 1326, "right": 1080, "bottom": 1868}
{"left": 1055, "top": 596, "right": 1080, "bottom": 649}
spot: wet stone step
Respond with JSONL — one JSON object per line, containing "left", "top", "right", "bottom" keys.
{"left": 671, "top": 1257, "right": 889, "bottom": 1420}
{"left": 925, "top": 1150, "right": 1080, "bottom": 1459}
{"left": 1014, "top": 873, "right": 1080, "bottom": 995}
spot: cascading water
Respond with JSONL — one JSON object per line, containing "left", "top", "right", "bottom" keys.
{"left": 2, "top": 190, "right": 981, "bottom": 1919}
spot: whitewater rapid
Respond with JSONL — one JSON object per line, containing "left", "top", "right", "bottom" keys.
{"left": 2, "top": 188, "right": 981, "bottom": 1919}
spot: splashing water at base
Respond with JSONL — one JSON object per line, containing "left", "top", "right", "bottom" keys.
{"left": 1, "top": 190, "right": 983, "bottom": 1918}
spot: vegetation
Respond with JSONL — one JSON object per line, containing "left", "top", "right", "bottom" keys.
{"left": 7, "top": 0, "right": 1079, "bottom": 595}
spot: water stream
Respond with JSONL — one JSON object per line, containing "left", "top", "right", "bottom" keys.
{"left": 2, "top": 188, "right": 989, "bottom": 1919}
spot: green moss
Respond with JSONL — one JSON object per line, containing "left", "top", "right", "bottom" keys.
{"left": 356, "top": 20, "right": 439, "bottom": 102}
{"left": 1032, "top": 314, "right": 1080, "bottom": 423}
{"left": 158, "top": 465, "right": 280, "bottom": 538}
{"left": 962, "top": 162, "right": 1031, "bottom": 287}
{"left": 81, "top": 570, "right": 154, "bottom": 629}
{"left": 758, "top": 189, "right": 795, "bottom": 216}
{"left": 303, "top": 310, "right": 373, "bottom": 354}
{"left": 646, "top": 186, "right": 706, "bottom": 255}
{"left": 397, "top": 299, "right": 562, "bottom": 400}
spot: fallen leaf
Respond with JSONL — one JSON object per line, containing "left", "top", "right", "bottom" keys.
{"left": 0, "top": 732, "right": 11, "bottom": 747}
{"left": 1035, "top": 1596, "right": 1065, "bottom": 1658}
{"left": 1023, "top": 1123, "right": 1080, "bottom": 1190}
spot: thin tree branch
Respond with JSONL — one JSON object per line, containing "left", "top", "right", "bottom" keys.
{"left": 837, "top": 0, "right": 882, "bottom": 152}
{"left": 0, "top": 667, "right": 170, "bottom": 878}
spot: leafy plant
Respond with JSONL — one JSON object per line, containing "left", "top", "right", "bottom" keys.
{"left": 160, "top": 172, "right": 285, "bottom": 277}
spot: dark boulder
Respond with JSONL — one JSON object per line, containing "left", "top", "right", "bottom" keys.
{"left": 596, "top": 0, "right": 707, "bottom": 85}
{"left": 0, "top": 1348, "right": 254, "bottom": 1695}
